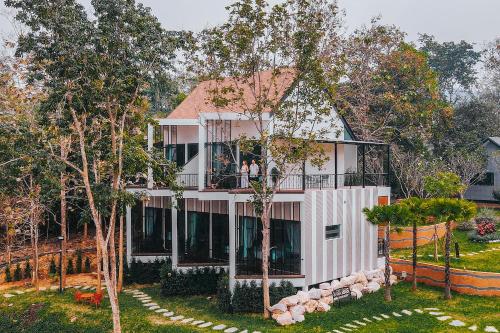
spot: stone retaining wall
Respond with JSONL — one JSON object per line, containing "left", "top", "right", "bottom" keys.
{"left": 378, "top": 222, "right": 451, "bottom": 249}
{"left": 391, "top": 258, "right": 500, "bottom": 297}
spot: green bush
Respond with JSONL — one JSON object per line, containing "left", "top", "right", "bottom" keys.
{"left": 84, "top": 257, "right": 91, "bottom": 273}
{"left": 457, "top": 219, "right": 476, "bottom": 231}
{"left": 216, "top": 273, "right": 232, "bottom": 313}
{"left": 467, "top": 230, "right": 500, "bottom": 242}
{"left": 127, "top": 258, "right": 167, "bottom": 285}
{"left": 66, "top": 258, "right": 74, "bottom": 275}
{"left": 76, "top": 251, "right": 83, "bottom": 273}
{"left": 49, "top": 257, "right": 57, "bottom": 276}
{"left": 229, "top": 280, "right": 296, "bottom": 313}
{"left": 13, "top": 263, "right": 22, "bottom": 281}
{"left": 24, "top": 260, "right": 32, "bottom": 279}
{"left": 5, "top": 265, "right": 12, "bottom": 282}
{"left": 160, "top": 263, "right": 224, "bottom": 297}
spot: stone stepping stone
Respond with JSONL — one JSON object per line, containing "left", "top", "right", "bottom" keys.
{"left": 25, "top": 288, "right": 34, "bottom": 293}
{"left": 373, "top": 316, "right": 383, "bottom": 321}
{"left": 437, "top": 316, "right": 452, "bottom": 321}
{"left": 429, "top": 312, "right": 444, "bottom": 316}
{"left": 224, "top": 328, "right": 238, "bottom": 333}
{"left": 414, "top": 309, "right": 423, "bottom": 313}
{"left": 191, "top": 320, "right": 205, "bottom": 326}
{"left": 3, "top": 294, "right": 15, "bottom": 298}
{"left": 449, "top": 320, "right": 466, "bottom": 327}
{"left": 345, "top": 323, "right": 358, "bottom": 328}
{"left": 485, "top": 327, "right": 499, "bottom": 333}
{"left": 392, "top": 312, "right": 402, "bottom": 317}
{"left": 468, "top": 325, "right": 478, "bottom": 331}
{"left": 363, "top": 317, "right": 372, "bottom": 322}
{"left": 14, "top": 290, "right": 25, "bottom": 295}
{"left": 149, "top": 305, "right": 160, "bottom": 310}
{"left": 340, "top": 328, "right": 352, "bottom": 332}
{"left": 163, "top": 312, "right": 174, "bottom": 317}
{"left": 170, "top": 315, "right": 184, "bottom": 321}
{"left": 144, "top": 303, "right": 157, "bottom": 307}
{"left": 180, "top": 318, "right": 194, "bottom": 324}
{"left": 199, "top": 322, "right": 213, "bottom": 328}
{"left": 155, "top": 309, "right": 168, "bottom": 313}
{"left": 354, "top": 320, "right": 367, "bottom": 326}
{"left": 381, "top": 314, "right": 390, "bottom": 319}
{"left": 81, "top": 286, "right": 90, "bottom": 290}
{"left": 424, "top": 308, "right": 439, "bottom": 311}
{"left": 401, "top": 310, "right": 412, "bottom": 315}
{"left": 39, "top": 287, "right": 47, "bottom": 291}
{"left": 333, "top": 330, "right": 344, "bottom": 333}
{"left": 74, "top": 285, "right": 82, "bottom": 289}
{"left": 50, "top": 286, "right": 59, "bottom": 291}
{"left": 141, "top": 299, "right": 152, "bottom": 303}
{"left": 213, "top": 324, "right": 227, "bottom": 330}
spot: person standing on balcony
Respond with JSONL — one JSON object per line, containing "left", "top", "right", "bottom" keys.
{"left": 250, "top": 159, "right": 259, "bottom": 183}
{"left": 241, "top": 160, "right": 249, "bottom": 188}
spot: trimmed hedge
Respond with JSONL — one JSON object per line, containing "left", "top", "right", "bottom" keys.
{"left": 216, "top": 274, "right": 232, "bottom": 313}
{"left": 5, "top": 265, "right": 12, "bottom": 282}
{"left": 125, "top": 258, "right": 167, "bottom": 285}
{"left": 23, "top": 260, "right": 32, "bottom": 279}
{"left": 160, "top": 263, "right": 225, "bottom": 296}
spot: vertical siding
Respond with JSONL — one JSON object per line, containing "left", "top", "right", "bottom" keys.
{"left": 304, "top": 187, "right": 386, "bottom": 287}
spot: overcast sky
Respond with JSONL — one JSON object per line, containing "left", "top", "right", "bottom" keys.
{"left": 1, "top": 0, "right": 499, "bottom": 47}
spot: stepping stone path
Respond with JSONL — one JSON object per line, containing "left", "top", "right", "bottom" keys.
{"left": 199, "top": 322, "right": 213, "bottom": 328}
{"left": 449, "top": 320, "right": 466, "bottom": 327}
{"left": 392, "top": 312, "right": 402, "bottom": 317}
{"left": 224, "top": 327, "right": 238, "bottom": 333}
{"left": 3, "top": 294, "right": 15, "bottom": 298}
{"left": 429, "top": 312, "right": 444, "bottom": 316}
{"left": 181, "top": 318, "right": 194, "bottom": 324}
{"left": 437, "top": 316, "right": 452, "bottom": 321}
{"left": 354, "top": 320, "right": 367, "bottom": 326}
{"left": 212, "top": 324, "right": 227, "bottom": 330}
{"left": 381, "top": 314, "right": 390, "bottom": 319}
{"left": 191, "top": 320, "right": 205, "bottom": 326}
{"left": 170, "top": 315, "right": 184, "bottom": 321}
{"left": 163, "top": 312, "right": 174, "bottom": 317}
{"left": 469, "top": 325, "right": 478, "bottom": 331}
{"left": 373, "top": 316, "right": 382, "bottom": 321}
{"left": 485, "top": 327, "right": 499, "bottom": 333}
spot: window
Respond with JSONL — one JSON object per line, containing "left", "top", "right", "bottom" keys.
{"left": 325, "top": 225, "right": 341, "bottom": 239}
{"left": 187, "top": 143, "right": 199, "bottom": 161}
{"left": 472, "top": 172, "right": 494, "bottom": 186}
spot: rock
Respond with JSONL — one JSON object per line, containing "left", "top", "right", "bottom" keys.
{"left": 436, "top": 316, "right": 452, "bottom": 321}
{"left": 316, "top": 301, "right": 331, "bottom": 312}
{"left": 355, "top": 272, "right": 368, "bottom": 285}
{"left": 320, "top": 289, "right": 332, "bottom": 297}
{"left": 279, "top": 295, "right": 299, "bottom": 307}
{"left": 364, "top": 281, "right": 381, "bottom": 293}
{"left": 319, "top": 282, "right": 330, "bottom": 290}
{"left": 275, "top": 311, "right": 294, "bottom": 326}
{"left": 268, "top": 303, "right": 287, "bottom": 314}
{"left": 350, "top": 290, "right": 362, "bottom": 299}
{"left": 372, "top": 277, "right": 384, "bottom": 285}
{"left": 320, "top": 296, "right": 333, "bottom": 305}
{"left": 330, "top": 280, "right": 342, "bottom": 290}
{"left": 449, "top": 320, "right": 465, "bottom": 327}
{"left": 350, "top": 283, "right": 364, "bottom": 292}
{"left": 389, "top": 275, "right": 398, "bottom": 285}
{"left": 212, "top": 324, "right": 227, "bottom": 330}
{"left": 364, "top": 269, "right": 382, "bottom": 280}
{"left": 468, "top": 325, "right": 477, "bottom": 331}
{"left": 296, "top": 290, "right": 310, "bottom": 304}
{"left": 304, "top": 300, "right": 318, "bottom": 313}
{"left": 485, "top": 326, "right": 499, "bottom": 333}
{"left": 340, "top": 275, "right": 357, "bottom": 287}
{"left": 293, "top": 314, "right": 305, "bottom": 322}
{"left": 308, "top": 288, "right": 321, "bottom": 300}
{"left": 289, "top": 304, "right": 305, "bottom": 317}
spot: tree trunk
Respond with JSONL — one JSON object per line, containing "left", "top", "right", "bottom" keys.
{"left": 261, "top": 206, "right": 271, "bottom": 319}
{"left": 97, "top": 230, "right": 102, "bottom": 291}
{"left": 83, "top": 222, "right": 88, "bottom": 241}
{"left": 117, "top": 214, "right": 124, "bottom": 293}
{"left": 384, "top": 223, "right": 392, "bottom": 302}
{"left": 60, "top": 173, "right": 67, "bottom": 289}
{"left": 433, "top": 225, "right": 438, "bottom": 261}
{"left": 444, "top": 221, "right": 452, "bottom": 300}
{"left": 412, "top": 221, "right": 417, "bottom": 291}
{"left": 110, "top": 217, "right": 118, "bottom": 296}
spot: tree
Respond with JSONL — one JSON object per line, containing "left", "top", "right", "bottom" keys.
{"left": 6, "top": 0, "right": 182, "bottom": 330}
{"left": 424, "top": 171, "right": 465, "bottom": 198}
{"left": 423, "top": 198, "right": 476, "bottom": 299}
{"left": 419, "top": 34, "right": 481, "bottom": 105}
{"left": 363, "top": 204, "right": 412, "bottom": 301}
{"left": 196, "top": 0, "right": 343, "bottom": 317}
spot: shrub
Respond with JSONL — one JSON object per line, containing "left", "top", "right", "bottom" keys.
{"left": 127, "top": 258, "right": 167, "bottom": 285}
{"left": 14, "top": 263, "right": 22, "bottom": 281}
{"left": 84, "top": 257, "right": 91, "bottom": 273}
{"left": 457, "top": 219, "right": 476, "bottom": 231}
{"left": 477, "top": 221, "right": 496, "bottom": 236}
{"left": 49, "top": 257, "right": 57, "bottom": 275}
{"left": 5, "top": 265, "right": 12, "bottom": 282}
{"left": 216, "top": 273, "right": 232, "bottom": 313}
{"left": 160, "top": 264, "right": 224, "bottom": 297}
{"left": 66, "top": 258, "right": 75, "bottom": 275}
{"left": 24, "top": 260, "right": 32, "bottom": 279}
{"left": 229, "top": 280, "right": 296, "bottom": 313}
{"left": 467, "top": 230, "right": 500, "bottom": 243}
{"left": 76, "top": 250, "right": 83, "bottom": 273}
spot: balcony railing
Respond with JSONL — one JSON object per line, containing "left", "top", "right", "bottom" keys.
{"left": 204, "top": 172, "right": 389, "bottom": 191}
{"left": 176, "top": 174, "right": 198, "bottom": 189}
{"left": 236, "top": 249, "right": 301, "bottom": 276}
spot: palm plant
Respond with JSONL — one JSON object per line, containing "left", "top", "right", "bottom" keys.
{"left": 363, "top": 204, "right": 412, "bottom": 301}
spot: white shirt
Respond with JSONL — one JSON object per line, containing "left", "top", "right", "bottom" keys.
{"left": 249, "top": 163, "right": 259, "bottom": 176}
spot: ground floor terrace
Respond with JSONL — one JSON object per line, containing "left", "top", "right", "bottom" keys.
{"left": 126, "top": 186, "right": 390, "bottom": 288}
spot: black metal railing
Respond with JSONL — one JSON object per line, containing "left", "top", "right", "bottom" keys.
{"left": 236, "top": 250, "right": 301, "bottom": 276}
{"left": 176, "top": 174, "right": 198, "bottom": 189}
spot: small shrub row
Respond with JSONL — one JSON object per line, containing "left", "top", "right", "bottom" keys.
{"left": 3, "top": 259, "right": 33, "bottom": 282}
{"left": 160, "top": 264, "right": 225, "bottom": 296}
{"left": 125, "top": 258, "right": 168, "bottom": 285}
{"left": 48, "top": 252, "right": 92, "bottom": 277}
{"left": 216, "top": 274, "right": 296, "bottom": 313}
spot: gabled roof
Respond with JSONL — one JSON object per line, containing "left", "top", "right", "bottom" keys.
{"left": 484, "top": 137, "right": 500, "bottom": 148}
{"left": 167, "top": 68, "right": 296, "bottom": 120}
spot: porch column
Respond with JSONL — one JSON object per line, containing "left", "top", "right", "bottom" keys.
{"left": 126, "top": 205, "right": 132, "bottom": 264}
{"left": 172, "top": 197, "right": 178, "bottom": 268}
{"left": 147, "top": 124, "right": 154, "bottom": 189}
{"left": 228, "top": 197, "right": 236, "bottom": 290}
{"left": 300, "top": 200, "right": 307, "bottom": 291}
{"left": 334, "top": 142, "right": 338, "bottom": 189}
{"left": 198, "top": 117, "right": 207, "bottom": 190}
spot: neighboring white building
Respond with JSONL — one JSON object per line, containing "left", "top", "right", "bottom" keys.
{"left": 126, "top": 69, "right": 391, "bottom": 290}
{"left": 465, "top": 137, "right": 500, "bottom": 203}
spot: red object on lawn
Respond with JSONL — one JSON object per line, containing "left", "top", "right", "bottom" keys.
{"left": 90, "top": 292, "right": 103, "bottom": 308}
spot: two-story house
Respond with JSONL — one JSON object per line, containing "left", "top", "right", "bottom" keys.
{"left": 125, "top": 69, "right": 391, "bottom": 290}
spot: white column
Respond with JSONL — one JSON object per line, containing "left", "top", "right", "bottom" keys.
{"left": 172, "top": 198, "right": 178, "bottom": 268}
{"left": 300, "top": 200, "right": 307, "bottom": 290}
{"left": 147, "top": 123, "right": 154, "bottom": 189}
{"left": 198, "top": 117, "right": 207, "bottom": 190}
{"left": 126, "top": 205, "right": 132, "bottom": 263}
{"left": 228, "top": 197, "right": 236, "bottom": 290}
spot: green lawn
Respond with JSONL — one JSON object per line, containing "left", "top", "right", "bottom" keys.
{"left": 392, "top": 229, "right": 500, "bottom": 273}
{"left": 1, "top": 282, "right": 499, "bottom": 332}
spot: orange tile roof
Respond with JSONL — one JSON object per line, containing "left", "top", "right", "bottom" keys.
{"left": 167, "top": 68, "right": 296, "bottom": 120}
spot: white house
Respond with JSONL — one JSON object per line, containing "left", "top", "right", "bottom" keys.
{"left": 125, "top": 69, "right": 391, "bottom": 290}
{"left": 465, "top": 137, "right": 500, "bottom": 202}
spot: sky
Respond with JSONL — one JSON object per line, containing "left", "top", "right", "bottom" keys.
{"left": 1, "top": 0, "right": 499, "bottom": 48}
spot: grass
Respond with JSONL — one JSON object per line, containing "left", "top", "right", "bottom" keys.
{"left": 1, "top": 282, "right": 499, "bottom": 332}
{"left": 391, "top": 229, "right": 500, "bottom": 273}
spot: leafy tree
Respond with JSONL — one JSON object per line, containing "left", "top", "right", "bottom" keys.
{"left": 196, "top": 0, "right": 342, "bottom": 317}
{"left": 419, "top": 34, "right": 481, "bottom": 105}
{"left": 363, "top": 204, "right": 412, "bottom": 301}
{"left": 423, "top": 198, "right": 476, "bottom": 299}
{"left": 424, "top": 171, "right": 465, "bottom": 198}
